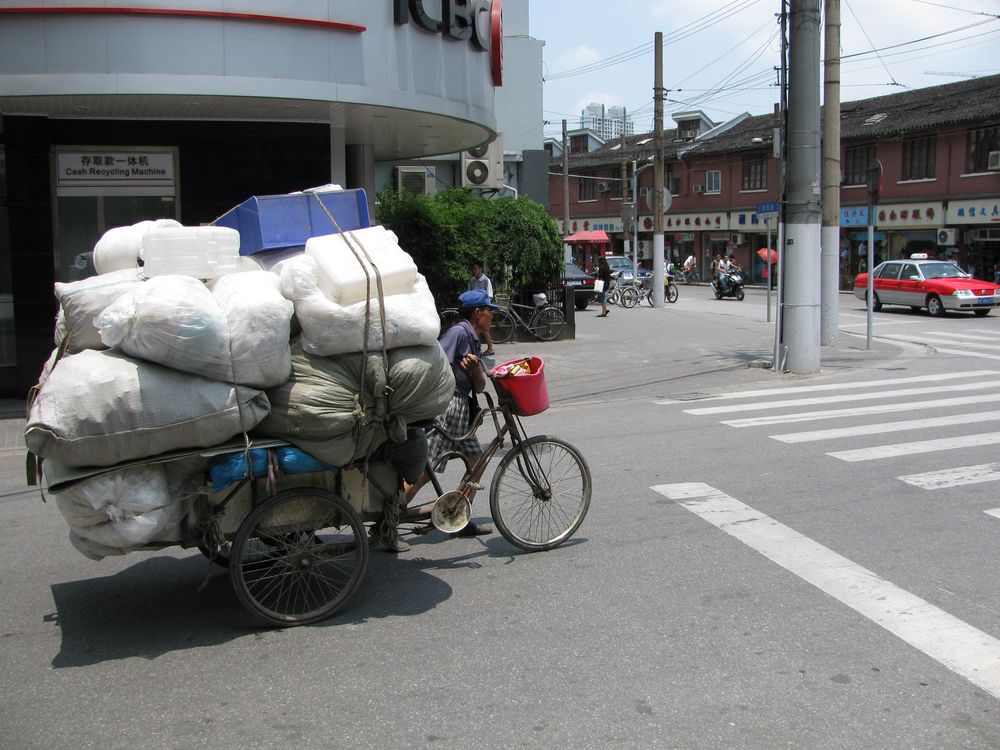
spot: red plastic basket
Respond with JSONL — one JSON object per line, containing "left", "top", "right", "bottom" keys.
{"left": 491, "top": 356, "right": 549, "bottom": 416}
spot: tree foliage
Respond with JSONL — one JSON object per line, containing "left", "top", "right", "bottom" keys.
{"left": 375, "top": 187, "right": 563, "bottom": 307}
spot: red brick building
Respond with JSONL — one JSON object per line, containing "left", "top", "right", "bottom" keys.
{"left": 548, "top": 74, "right": 1000, "bottom": 287}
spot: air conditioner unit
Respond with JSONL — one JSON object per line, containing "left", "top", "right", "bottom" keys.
{"left": 731, "top": 234, "right": 744, "bottom": 244}
{"left": 461, "top": 134, "right": 504, "bottom": 189}
{"left": 989, "top": 150, "right": 1000, "bottom": 171}
{"left": 692, "top": 184, "right": 704, "bottom": 194}
{"left": 597, "top": 181, "right": 610, "bottom": 193}
{"left": 937, "top": 227, "right": 957, "bottom": 245}
{"left": 638, "top": 247, "right": 647, "bottom": 259}
{"left": 966, "top": 229, "right": 980, "bottom": 243}
{"left": 396, "top": 166, "right": 436, "bottom": 196}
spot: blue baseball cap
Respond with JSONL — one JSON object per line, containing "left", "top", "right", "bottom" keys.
{"left": 458, "top": 289, "right": 500, "bottom": 310}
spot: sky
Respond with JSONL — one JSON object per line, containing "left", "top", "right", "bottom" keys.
{"left": 528, "top": 0, "right": 1000, "bottom": 141}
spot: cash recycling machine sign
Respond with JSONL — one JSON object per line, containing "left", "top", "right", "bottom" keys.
{"left": 57, "top": 152, "right": 175, "bottom": 188}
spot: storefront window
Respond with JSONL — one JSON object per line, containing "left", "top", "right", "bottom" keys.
{"left": 844, "top": 144, "right": 875, "bottom": 186}
{"left": 741, "top": 157, "right": 766, "bottom": 191}
{"left": 902, "top": 137, "right": 936, "bottom": 180}
{"left": 967, "top": 126, "right": 999, "bottom": 173}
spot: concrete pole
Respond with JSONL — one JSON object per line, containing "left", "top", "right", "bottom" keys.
{"left": 621, "top": 133, "right": 630, "bottom": 260}
{"left": 821, "top": 0, "right": 841, "bottom": 346}
{"left": 562, "top": 119, "right": 572, "bottom": 263}
{"left": 652, "top": 31, "right": 665, "bottom": 307}
{"left": 783, "top": 0, "right": 822, "bottom": 373}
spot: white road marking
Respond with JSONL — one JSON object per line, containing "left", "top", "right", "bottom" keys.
{"left": 723, "top": 393, "right": 1000, "bottom": 428}
{"left": 938, "top": 333, "right": 1000, "bottom": 342}
{"left": 899, "top": 463, "right": 1000, "bottom": 490}
{"left": 930, "top": 348, "right": 1000, "bottom": 362}
{"left": 652, "top": 482, "right": 1000, "bottom": 700}
{"left": 653, "top": 370, "right": 997, "bottom": 405}
{"left": 771, "top": 411, "right": 1000, "bottom": 443}
{"left": 685, "top": 381, "right": 996, "bottom": 416}
{"left": 828, "top": 431, "right": 1000, "bottom": 462}
{"left": 985, "top": 509, "right": 1000, "bottom": 521}
{"left": 884, "top": 335, "right": 1000, "bottom": 352}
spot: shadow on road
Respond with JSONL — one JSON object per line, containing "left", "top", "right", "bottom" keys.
{"left": 47, "top": 532, "right": 587, "bottom": 667}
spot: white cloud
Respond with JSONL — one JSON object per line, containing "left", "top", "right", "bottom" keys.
{"left": 554, "top": 45, "right": 603, "bottom": 74}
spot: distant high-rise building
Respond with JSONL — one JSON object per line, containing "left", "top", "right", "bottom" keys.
{"left": 580, "top": 103, "right": 635, "bottom": 139}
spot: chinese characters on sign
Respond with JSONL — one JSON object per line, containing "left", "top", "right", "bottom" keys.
{"left": 56, "top": 152, "right": 175, "bottom": 188}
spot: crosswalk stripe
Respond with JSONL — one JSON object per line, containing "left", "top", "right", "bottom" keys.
{"left": 828, "top": 431, "right": 1000, "bottom": 462}
{"left": 899, "top": 463, "right": 1000, "bottom": 490}
{"left": 653, "top": 369, "right": 997, "bottom": 405}
{"left": 885, "top": 336, "right": 1000, "bottom": 352}
{"left": 929, "top": 348, "right": 1000, "bottom": 362}
{"left": 985, "top": 509, "right": 1000, "bottom": 521}
{"left": 651, "top": 482, "right": 1000, "bottom": 700}
{"left": 685, "top": 380, "right": 996, "bottom": 416}
{"left": 723, "top": 393, "right": 1000, "bottom": 428}
{"left": 937, "top": 333, "right": 998, "bottom": 342}
{"left": 771, "top": 411, "right": 1000, "bottom": 443}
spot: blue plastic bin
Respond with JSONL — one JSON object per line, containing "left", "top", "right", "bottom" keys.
{"left": 213, "top": 189, "right": 371, "bottom": 256}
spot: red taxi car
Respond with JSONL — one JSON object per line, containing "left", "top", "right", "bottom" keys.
{"left": 853, "top": 254, "right": 1000, "bottom": 317}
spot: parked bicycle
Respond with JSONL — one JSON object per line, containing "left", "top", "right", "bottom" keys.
{"left": 490, "top": 293, "right": 566, "bottom": 343}
{"left": 638, "top": 274, "right": 679, "bottom": 306}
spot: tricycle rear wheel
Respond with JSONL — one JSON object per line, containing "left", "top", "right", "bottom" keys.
{"left": 230, "top": 488, "right": 367, "bottom": 627}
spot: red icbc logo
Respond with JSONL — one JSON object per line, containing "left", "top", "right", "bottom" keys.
{"left": 394, "top": 0, "right": 503, "bottom": 86}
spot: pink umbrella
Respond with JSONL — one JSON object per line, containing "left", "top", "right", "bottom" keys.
{"left": 757, "top": 248, "right": 778, "bottom": 263}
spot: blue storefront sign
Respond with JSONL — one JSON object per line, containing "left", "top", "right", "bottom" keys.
{"left": 840, "top": 206, "right": 870, "bottom": 226}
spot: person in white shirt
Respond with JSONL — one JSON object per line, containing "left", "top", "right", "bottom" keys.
{"left": 467, "top": 261, "right": 496, "bottom": 355}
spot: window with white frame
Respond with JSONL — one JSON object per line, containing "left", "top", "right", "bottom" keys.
{"left": 706, "top": 170, "right": 721, "bottom": 193}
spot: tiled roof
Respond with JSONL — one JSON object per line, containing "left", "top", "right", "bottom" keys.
{"left": 838, "top": 72, "right": 1000, "bottom": 139}
{"left": 550, "top": 73, "right": 1000, "bottom": 167}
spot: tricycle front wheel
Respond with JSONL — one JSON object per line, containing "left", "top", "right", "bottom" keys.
{"left": 489, "top": 436, "right": 591, "bottom": 551}
{"left": 230, "top": 488, "right": 368, "bottom": 627}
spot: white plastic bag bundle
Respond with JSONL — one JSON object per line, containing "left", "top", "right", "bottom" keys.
{"left": 24, "top": 349, "right": 270, "bottom": 467}
{"left": 208, "top": 271, "right": 293, "bottom": 387}
{"left": 54, "top": 268, "right": 147, "bottom": 352}
{"left": 96, "top": 275, "right": 233, "bottom": 382}
{"left": 280, "top": 255, "right": 439, "bottom": 356}
{"left": 56, "top": 456, "right": 208, "bottom": 560}
{"left": 52, "top": 464, "right": 186, "bottom": 546}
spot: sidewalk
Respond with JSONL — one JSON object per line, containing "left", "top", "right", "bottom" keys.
{"left": 1, "top": 399, "right": 24, "bottom": 454}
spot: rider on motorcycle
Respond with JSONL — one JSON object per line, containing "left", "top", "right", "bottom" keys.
{"left": 718, "top": 255, "right": 737, "bottom": 292}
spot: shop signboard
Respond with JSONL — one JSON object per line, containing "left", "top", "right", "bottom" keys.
{"left": 947, "top": 199, "right": 1000, "bottom": 224}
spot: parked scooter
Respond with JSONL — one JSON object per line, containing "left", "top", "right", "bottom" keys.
{"left": 711, "top": 270, "right": 745, "bottom": 300}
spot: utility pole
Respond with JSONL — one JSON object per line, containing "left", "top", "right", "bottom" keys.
{"left": 562, "top": 119, "right": 571, "bottom": 262}
{"left": 782, "top": 0, "right": 822, "bottom": 373}
{"left": 620, "top": 131, "right": 629, "bottom": 259}
{"left": 821, "top": 0, "right": 841, "bottom": 346}
{"left": 652, "top": 31, "right": 665, "bottom": 307}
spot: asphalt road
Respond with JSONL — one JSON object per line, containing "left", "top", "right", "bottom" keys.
{"left": 2, "top": 288, "right": 999, "bottom": 749}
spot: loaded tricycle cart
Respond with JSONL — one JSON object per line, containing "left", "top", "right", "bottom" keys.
{"left": 39, "top": 357, "right": 591, "bottom": 628}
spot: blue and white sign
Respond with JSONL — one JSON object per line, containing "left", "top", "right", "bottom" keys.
{"left": 756, "top": 200, "right": 780, "bottom": 218}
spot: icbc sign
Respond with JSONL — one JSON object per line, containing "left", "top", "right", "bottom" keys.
{"left": 394, "top": 0, "right": 503, "bottom": 86}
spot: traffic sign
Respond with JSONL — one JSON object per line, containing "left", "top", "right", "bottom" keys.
{"left": 756, "top": 200, "right": 780, "bottom": 219}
